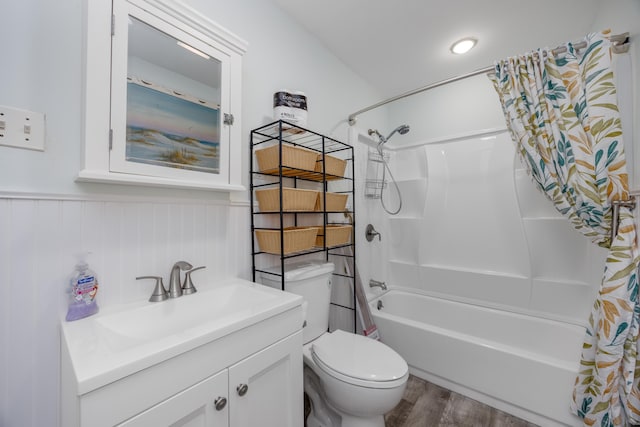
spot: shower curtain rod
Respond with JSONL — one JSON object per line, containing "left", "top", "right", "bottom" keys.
{"left": 347, "top": 32, "right": 629, "bottom": 125}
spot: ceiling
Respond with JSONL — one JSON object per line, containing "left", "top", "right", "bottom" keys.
{"left": 273, "top": 0, "right": 602, "bottom": 98}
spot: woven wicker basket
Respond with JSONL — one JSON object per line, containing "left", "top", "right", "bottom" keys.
{"left": 315, "top": 192, "right": 349, "bottom": 211}
{"left": 255, "top": 227, "right": 318, "bottom": 254}
{"left": 313, "top": 225, "right": 353, "bottom": 247}
{"left": 255, "top": 188, "right": 319, "bottom": 212}
{"left": 255, "top": 144, "right": 318, "bottom": 174}
{"left": 315, "top": 154, "right": 347, "bottom": 178}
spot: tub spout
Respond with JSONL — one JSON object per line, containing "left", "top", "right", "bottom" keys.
{"left": 369, "top": 279, "right": 387, "bottom": 291}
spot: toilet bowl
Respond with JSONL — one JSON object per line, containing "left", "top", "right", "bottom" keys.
{"left": 304, "top": 329, "right": 408, "bottom": 427}
{"left": 260, "top": 261, "right": 408, "bottom": 427}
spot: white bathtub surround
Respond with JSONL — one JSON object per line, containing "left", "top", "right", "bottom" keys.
{"left": 371, "top": 289, "right": 585, "bottom": 426}
{"left": 379, "top": 131, "right": 608, "bottom": 324}
{"left": 491, "top": 30, "right": 640, "bottom": 426}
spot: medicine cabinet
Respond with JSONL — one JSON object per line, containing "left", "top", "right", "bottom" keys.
{"left": 78, "top": 0, "right": 247, "bottom": 190}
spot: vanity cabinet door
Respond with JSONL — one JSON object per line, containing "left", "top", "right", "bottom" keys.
{"left": 117, "top": 370, "right": 229, "bottom": 427}
{"left": 228, "top": 331, "right": 303, "bottom": 427}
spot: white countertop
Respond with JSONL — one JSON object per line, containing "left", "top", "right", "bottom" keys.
{"left": 61, "top": 278, "right": 302, "bottom": 394}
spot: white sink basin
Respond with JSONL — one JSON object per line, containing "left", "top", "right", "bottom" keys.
{"left": 95, "top": 283, "right": 282, "bottom": 342}
{"left": 61, "top": 278, "right": 302, "bottom": 394}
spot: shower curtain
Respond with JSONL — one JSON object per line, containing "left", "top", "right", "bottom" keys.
{"left": 490, "top": 30, "right": 640, "bottom": 426}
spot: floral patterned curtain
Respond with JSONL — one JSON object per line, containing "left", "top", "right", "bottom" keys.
{"left": 490, "top": 30, "right": 640, "bottom": 426}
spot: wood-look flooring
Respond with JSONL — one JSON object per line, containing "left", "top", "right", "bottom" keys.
{"left": 384, "top": 375, "right": 539, "bottom": 427}
{"left": 304, "top": 375, "right": 539, "bottom": 427}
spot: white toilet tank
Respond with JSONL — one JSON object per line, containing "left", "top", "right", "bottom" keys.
{"left": 260, "top": 261, "right": 334, "bottom": 344}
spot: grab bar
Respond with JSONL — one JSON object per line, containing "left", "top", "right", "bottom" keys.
{"left": 611, "top": 197, "right": 636, "bottom": 244}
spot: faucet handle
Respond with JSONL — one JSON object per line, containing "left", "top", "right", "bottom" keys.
{"left": 182, "top": 266, "right": 206, "bottom": 295}
{"left": 365, "top": 224, "right": 381, "bottom": 242}
{"left": 136, "top": 276, "right": 168, "bottom": 302}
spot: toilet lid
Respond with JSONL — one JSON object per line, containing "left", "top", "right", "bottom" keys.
{"left": 311, "top": 330, "right": 408, "bottom": 386}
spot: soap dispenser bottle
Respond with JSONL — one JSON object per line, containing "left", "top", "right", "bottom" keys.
{"left": 65, "top": 252, "right": 99, "bottom": 321}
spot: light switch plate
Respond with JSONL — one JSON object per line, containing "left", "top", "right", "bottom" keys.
{"left": 0, "top": 105, "right": 45, "bottom": 151}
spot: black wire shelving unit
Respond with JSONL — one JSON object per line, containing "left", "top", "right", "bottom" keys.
{"left": 250, "top": 120, "right": 356, "bottom": 332}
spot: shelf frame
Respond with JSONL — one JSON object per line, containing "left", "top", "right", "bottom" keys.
{"left": 250, "top": 120, "right": 357, "bottom": 332}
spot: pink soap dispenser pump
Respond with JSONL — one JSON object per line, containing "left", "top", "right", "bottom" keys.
{"left": 65, "top": 252, "right": 99, "bottom": 321}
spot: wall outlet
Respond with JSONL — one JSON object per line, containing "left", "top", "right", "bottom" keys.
{"left": 0, "top": 105, "right": 45, "bottom": 151}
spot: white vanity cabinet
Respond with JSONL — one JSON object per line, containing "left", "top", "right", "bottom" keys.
{"left": 61, "top": 280, "right": 304, "bottom": 427}
{"left": 228, "top": 332, "right": 302, "bottom": 427}
{"left": 118, "top": 332, "right": 302, "bottom": 427}
{"left": 117, "top": 369, "right": 228, "bottom": 426}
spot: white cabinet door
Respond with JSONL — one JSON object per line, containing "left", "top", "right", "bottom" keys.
{"left": 117, "top": 370, "right": 229, "bottom": 427}
{"left": 79, "top": 0, "right": 247, "bottom": 191}
{"left": 228, "top": 331, "right": 303, "bottom": 427}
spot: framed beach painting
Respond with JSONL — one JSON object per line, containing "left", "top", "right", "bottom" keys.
{"left": 125, "top": 80, "right": 221, "bottom": 174}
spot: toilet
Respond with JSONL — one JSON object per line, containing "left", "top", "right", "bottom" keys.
{"left": 261, "top": 261, "right": 408, "bottom": 427}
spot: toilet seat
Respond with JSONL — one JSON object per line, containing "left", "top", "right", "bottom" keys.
{"left": 310, "top": 330, "right": 408, "bottom": 389}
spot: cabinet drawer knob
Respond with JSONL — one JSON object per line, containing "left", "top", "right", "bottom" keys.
{"left": 214, "top": 396, "right": 227, "bottom": 411}
{"left": 236, "top": 383, "right": 249, "bottom": 396}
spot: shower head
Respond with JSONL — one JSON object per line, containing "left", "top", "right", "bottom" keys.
{"left": 368, "top": 125, "right": 410, "bottom": 144}
{"left": 384, "top": 124, "right": 410, "bottom": 143}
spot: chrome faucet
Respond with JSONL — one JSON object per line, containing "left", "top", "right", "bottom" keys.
{"left": 369, "top": 279, "right": 387, "bottom": 291}
{"left": 168, "top": 261, "right": 193, "bottom": 298}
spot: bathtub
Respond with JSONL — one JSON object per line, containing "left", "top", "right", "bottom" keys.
{"left": 369, "top": 289, "right": 585, "bottom": 427}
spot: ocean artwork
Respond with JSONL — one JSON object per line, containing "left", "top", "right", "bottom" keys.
{"left": 126, "top": 82, "right": 220, "bottom": 174}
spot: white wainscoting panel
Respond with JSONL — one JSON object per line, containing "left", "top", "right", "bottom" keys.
{"left": 0, "top": 195, "right": 251, "bottom": 427}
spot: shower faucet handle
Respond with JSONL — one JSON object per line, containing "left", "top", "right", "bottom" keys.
{"left": 365, "top": 224, "right": 381, "bottom": 242}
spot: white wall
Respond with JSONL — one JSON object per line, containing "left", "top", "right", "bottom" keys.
{"left": 358, "top": 5, "right": 640, "bottom": 325}
{"left": 0, "top": 1, "right": 385, "bottom": 426}
{"left": 591, "top": 0, "right": 640, "bottom": 188}
{"left": 0, "top": 0, "right": 386, "bottom": 196}
{"left": 386, "top": 73, "right": 506, "bottom": 144}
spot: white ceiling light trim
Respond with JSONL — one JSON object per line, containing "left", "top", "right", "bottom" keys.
{"left": 450, "top": 37, "right": 477, "bottom": 55}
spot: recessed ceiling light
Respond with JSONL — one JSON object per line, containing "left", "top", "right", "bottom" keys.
{"left": 450, "top": 37, "right": 477, "bottom": 55}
